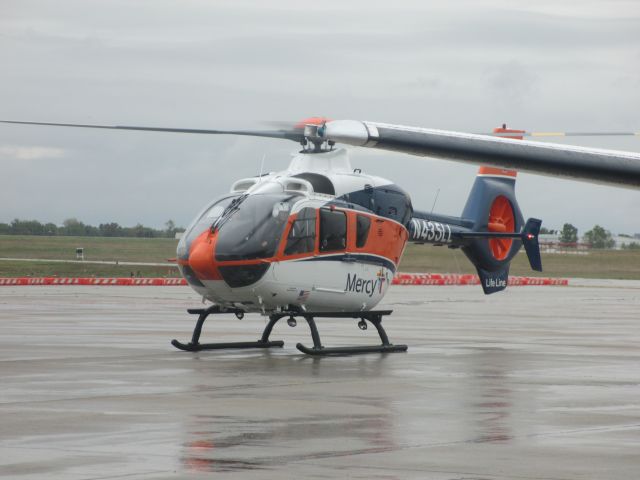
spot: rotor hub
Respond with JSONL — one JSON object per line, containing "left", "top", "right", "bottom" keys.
{"left": 300, "top": 121, "right": 334, "bottom": 153}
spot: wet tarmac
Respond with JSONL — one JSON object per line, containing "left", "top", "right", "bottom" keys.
{"left": 1, "top": 281, "right": 639, "bottom": 479}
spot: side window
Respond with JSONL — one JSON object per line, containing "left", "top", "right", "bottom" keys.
{"left": 319, "top": 208, "right": 347, "bottom": 252}
{"left": 284, "top": 208, "right": 316, "bottom": 255}
{"left": 356, "top": 215, "right": 371, "bottom": 248}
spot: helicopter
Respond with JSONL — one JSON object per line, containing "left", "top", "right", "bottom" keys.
{"left": 2, "top": 117, "right": 640, "bottom": 355}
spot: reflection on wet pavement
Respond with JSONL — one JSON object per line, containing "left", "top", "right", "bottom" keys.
{"left": 468, "top": 349, "right": 514, "bottom": 443}
{"left": 1, "top": 284, "right": 639, "bottom": 479}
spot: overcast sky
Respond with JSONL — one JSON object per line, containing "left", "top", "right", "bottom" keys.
{"left": 1, "top": 0, "right": 639, "bottom": 235}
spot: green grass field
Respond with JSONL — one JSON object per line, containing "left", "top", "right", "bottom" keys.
{"left": 0, "top": 235, "right": 177, "bottom": 262}
{"left": 401, "top": 244, "right": 640, "bottom": 279}
{"left": 1, "top": 235, "right": 639, "bottom": 279}
{"left": 0, "top": 260, "right": 175, "bottom": 278}
{"left": 0, "top": 235, "right": 178, "bottom": 277}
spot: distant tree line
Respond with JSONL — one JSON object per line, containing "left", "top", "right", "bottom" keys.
{"left": 3, "top": 217, "right": 638, "bottom": 249}
{"left": 0, "top": 218, "right": 185, "bottom": 238}
{"left": 545, "top": 222, "right": 640, "bottom": 250}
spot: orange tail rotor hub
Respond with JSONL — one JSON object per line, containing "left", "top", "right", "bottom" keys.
{"left": 488, "top": 195, "right": 515, "bottom": 260}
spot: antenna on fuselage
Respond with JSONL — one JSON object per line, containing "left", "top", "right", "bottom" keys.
{"left": 430, "top": 188, "right": 441, "bottom": 213}
{"left": 258, "top": 154, "right": 266, "bottom": 181}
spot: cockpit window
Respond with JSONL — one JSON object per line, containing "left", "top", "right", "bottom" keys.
{"left": 356, "top": 215, "right": 371, "bottom": 248}
{"left": 177, "top": 194, "right": 240, "bottom": 260}
{"left": 319, "top": 208, "right": 347, "bottom": 252}
{"left": 215, "top": 194, "right": 300, "bottom": 261}
{"left": 284, "top": 208, "right": 316, "bottom": 255}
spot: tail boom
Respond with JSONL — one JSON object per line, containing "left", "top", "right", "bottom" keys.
{"left": 408, "top": 168, "right": 542, "bottom": 294}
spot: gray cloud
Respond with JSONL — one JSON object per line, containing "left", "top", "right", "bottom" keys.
{"left": 0, "top": 0, "right": 639, "bottom": 235}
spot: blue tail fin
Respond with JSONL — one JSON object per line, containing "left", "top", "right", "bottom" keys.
{"left": 522, "top": 218, "right": 542, "bottom": 272}
{"left": 460, "top": 168, "right": 523, "bottom": 287}
{"left": 409, "top": 167, "right": 543, "bottom": 295}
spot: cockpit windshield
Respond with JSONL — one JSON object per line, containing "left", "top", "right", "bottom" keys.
{"left": 215, "top": 193, "right": 300, "bottom": 261}
{"left": 177, "top": 194, "right": 240, "bottom": 260}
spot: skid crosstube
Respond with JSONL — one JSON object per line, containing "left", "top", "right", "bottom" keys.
{"left": 171, "top": 307, "right": 407, "bottom": 356}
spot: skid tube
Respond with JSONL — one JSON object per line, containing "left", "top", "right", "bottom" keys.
{"left": 171, "top": 307, "right": 407, "bottom": 356}
{"left": 171, "top": 305, "right": 285, "bottom": 352}
{"left": 271, "top": 309, "right": 408, "bottom": 356}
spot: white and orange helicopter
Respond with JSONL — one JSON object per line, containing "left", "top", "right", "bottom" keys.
{"left": 2, "top": 117, "right": 640, "bottom": 355}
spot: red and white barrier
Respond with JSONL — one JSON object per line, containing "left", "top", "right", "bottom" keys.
{"left": 391, "top": 273, "right": 568, "bottom": 286}
{"left": 0, "top": 277, "right": 188, "bottom": 286}
{"left": 0, "top": 274, "right": 568, "bottom": 287}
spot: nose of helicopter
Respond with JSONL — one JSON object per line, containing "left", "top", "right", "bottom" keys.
{"left": 187, "top": 230, "right": 221, "bottom": 281}
{"left": 185, "top": 225, "right": 273, "bottom": 290}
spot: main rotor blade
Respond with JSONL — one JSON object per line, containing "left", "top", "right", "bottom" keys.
{"left": 0, "top": 119, "right": 303, "bottom": 142}
{"left": 321, "top": 120, "right": 640, "bottom": 188}
{"left": 482, "top": 131, "right": 639, "bottom": 137}
{"left": 4, "top": 117, "right": 640, "bottom": 188}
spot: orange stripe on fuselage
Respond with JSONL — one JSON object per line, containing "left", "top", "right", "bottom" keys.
{"left": 186, "top": 207, "right": 409, "bottom": 282}
{"left": 275, "top": 208, "right": 408, "bottom": 268}
{"left": 349, "top": 212, "right": 408, "bottom": 266}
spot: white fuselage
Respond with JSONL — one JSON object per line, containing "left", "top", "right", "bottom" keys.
{"left": 178, "top": 148, "right": 408, "bottom": 313}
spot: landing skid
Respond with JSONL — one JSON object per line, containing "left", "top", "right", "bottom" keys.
{"left": 170, "top": 306, "right": 284, "bottom": 352}
{"left": 284, "top": 310, "right": 407, "bottom": 356}
{"left": 171, "top": 307, "right": 407, "bottom": 356}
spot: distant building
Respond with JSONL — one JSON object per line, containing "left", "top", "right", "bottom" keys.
{"left": 613, "top": 236, "right": 640, "bottom": 250}
{"left": 538, "top": 233, "right": 589, "bottom": 253}
{"left": 539, "top": 233, "right": 560, "bottom": 245}
{"left": 534, "top": 232, "right": 638, "bottom": 251}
